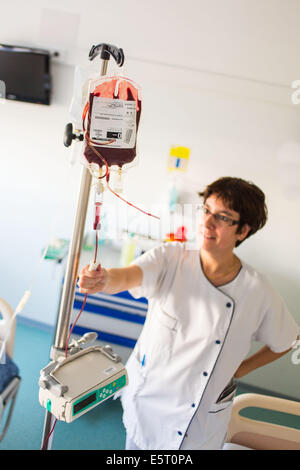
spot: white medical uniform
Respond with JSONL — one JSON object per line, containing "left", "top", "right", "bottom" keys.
{"left": 118, "top": 242, "right": 299, "bottom": 450}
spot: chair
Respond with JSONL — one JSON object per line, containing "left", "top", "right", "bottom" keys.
{"left": 225, "top": 393, "right": 300, "bottom": 450}
{"left": 0, "top": 298, "right": 21, "bottom": 443}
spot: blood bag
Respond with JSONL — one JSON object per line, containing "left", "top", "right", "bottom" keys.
{"left": 64, "top": 44, "right": 157, "bottom": 216}
{"left": 82, "top": 75, "right": 141, "bottom": 171}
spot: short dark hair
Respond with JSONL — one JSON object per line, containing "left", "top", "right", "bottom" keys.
{"left": 198, "top": 177, "right": 268, "bottom": 247}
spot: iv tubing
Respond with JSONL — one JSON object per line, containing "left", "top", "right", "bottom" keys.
{"left": 64, "top": 230, "right": 99, "bottom": 358}
{"left": 85, "top": 137, "right": 160, "bottom": 220}
{"left": 41, "top": 418, "right": 58, "bottom": 450}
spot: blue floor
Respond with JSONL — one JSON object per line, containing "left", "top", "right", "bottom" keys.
{"left": 0, "top": 321, "right": 126, "bottom": 450}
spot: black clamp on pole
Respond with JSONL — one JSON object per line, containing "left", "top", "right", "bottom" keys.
{"left": 63, "top": 123, "right": 84, "bottom": 148}
{"left": 88, "top": 43, "right": 125, "bottom": 67}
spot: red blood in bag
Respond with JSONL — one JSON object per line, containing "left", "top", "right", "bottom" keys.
{"left": 83, "top": 79, "right": 141, "bottom": 168}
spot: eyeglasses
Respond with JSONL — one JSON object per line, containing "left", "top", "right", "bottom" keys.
{"left": 197, "top": 204, "right": 240, "bottom": 227}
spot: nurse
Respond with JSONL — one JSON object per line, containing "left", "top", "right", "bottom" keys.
{"left": 78, "top": 176, "right": 299, "bottom": 450}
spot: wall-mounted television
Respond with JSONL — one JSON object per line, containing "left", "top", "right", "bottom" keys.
{"left": 0, "top": 43, "right": 51, "bottom": 105}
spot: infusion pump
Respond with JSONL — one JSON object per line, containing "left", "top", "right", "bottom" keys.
{"left": 39, "top": 343, "right": 128, "bottom": 423}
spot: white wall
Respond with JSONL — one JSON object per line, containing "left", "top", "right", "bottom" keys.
{"left": 0, "top": 0, "right": 299, "bottom": 398}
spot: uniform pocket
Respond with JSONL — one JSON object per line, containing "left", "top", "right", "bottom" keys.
{"left": 208, "top": 400, "right": 233, "bottom": 414}
{"left": 155, "top": 309, "right": 178, "bottom": 353}
{"left": 205, "top": 397, "right": 235, "bottom": 449}
{"left": 208, "top": 378, "right": 237, "bottom": 414}
{"left": 119, "top": 352, "right": 145, "bottom": 401}
{"left": 141, "top": 309, "right": 178, "bottom": 367}
{"left": 157, "top": 309, "right": 178, "bottom": 331}
{"left": 203, "top": 400, "right": 235, "bottom": 449}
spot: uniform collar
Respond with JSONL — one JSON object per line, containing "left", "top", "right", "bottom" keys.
{"left": 198, "top": 252, "right": 244, "bottom": 290}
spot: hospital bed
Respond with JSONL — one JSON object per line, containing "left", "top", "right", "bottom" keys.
{"left": 0, "top": 298, "right": 21, "bottom": 443}
{"left": 224, "top": 393, "right": 300, "bottom": 450}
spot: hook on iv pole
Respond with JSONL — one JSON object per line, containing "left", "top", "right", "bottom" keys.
{"left": 88, "top": 43, "right": 125, "bottom": 66}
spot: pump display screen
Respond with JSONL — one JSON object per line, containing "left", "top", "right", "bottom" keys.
{"left": 73, "top": 392, "right": 97, "bottom": 415}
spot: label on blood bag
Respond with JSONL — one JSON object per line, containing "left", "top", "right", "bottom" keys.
{"left": 90, "top": 97, "right": 136, "bottom": 149}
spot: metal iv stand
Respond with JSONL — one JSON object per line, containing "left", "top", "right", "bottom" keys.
{"left": 41, "top": 43, "right": 125, "bottom": 450}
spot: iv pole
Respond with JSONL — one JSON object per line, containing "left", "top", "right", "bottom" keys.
{"left": 41, "top": 44, "right": 124, "bottom": 450}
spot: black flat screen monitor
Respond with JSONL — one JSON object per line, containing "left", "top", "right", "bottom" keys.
{"left": 0, "top": 44, "right": 51, "bottom": 105}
